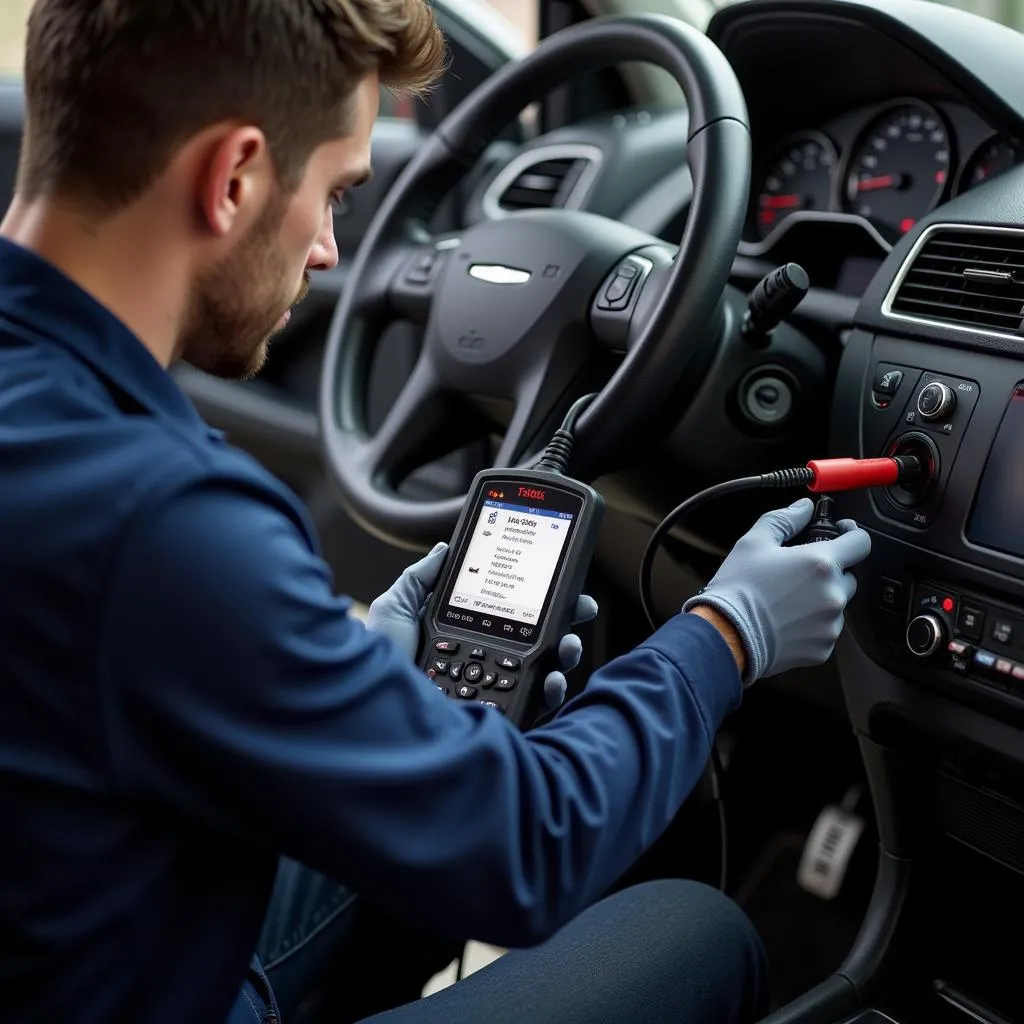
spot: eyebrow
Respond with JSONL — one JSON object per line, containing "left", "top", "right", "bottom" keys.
{"left": 339, "top": 166, "right": 373, "bottom": 190}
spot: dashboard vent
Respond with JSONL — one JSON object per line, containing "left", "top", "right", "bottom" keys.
{"left": 498, "top": 158, "right": 586, "bottom": 211}
{"left": 483, "top": 145, "right": 602, "bottom": 218}
{"left": 888, "top": 227, "right": 1024, "bottom": 337}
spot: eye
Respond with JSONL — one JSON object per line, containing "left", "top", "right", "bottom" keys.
{"left": 330, "top": 190, "right": 347, "bottom": 212}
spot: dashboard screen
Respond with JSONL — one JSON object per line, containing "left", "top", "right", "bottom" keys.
{"left": 440, "top": 483, "right": 582, "bottom": 643}
{"left": 966, "top": 383, "right": 1024, "bottom": 559}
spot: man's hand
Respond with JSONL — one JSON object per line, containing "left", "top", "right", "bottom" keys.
{"left": 683, "top": 498, "right": 871, "bottom": 684}
{"left": 366, "top": 543, "right": 599, "bottom": 711}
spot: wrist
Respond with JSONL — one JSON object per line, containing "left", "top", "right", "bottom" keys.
{"left": 687, "top": 603, "right": 747, "bottom": 677}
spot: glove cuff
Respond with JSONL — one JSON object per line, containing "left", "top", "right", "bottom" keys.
{"left": 682, "top": 592, "right": 763, "bottom": 685}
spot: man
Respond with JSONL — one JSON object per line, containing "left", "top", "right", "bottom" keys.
{"left": 0, "top": 1, "right": 871, "bottom": 1021}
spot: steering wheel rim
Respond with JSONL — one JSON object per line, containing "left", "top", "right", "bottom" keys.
{"left": 319, "top": 13, "right": 750, "bottom": 549}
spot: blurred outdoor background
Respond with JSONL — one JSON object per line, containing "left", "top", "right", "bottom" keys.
{"left": 1, "top": 1, "right": 1021, "bottom": 78}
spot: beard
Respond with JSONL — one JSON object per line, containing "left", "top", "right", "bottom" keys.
{"left": 179, "top": 190, "right": 310, "bottom": 381}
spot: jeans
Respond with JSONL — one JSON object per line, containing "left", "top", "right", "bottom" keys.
{"left": 229, "top": 859, "right": 769, "bottom": 1024}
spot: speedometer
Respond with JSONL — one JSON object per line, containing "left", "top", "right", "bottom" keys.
{"left": 754, "top": 131, "right": 837, "bottom": 241}
{"left": 842, "top": 101, "right": 951, "bottom": 238}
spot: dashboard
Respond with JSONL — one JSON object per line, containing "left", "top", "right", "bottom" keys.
{"left": 744, "top": 98, "right": 1020, "bottom": 252}
{"left": 464, "top": 0, "right": 1024, "bottom": 928}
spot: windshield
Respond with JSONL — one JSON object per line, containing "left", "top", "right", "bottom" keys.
{"left": 1, "top": 0, "right": 1020, "bottom": 76}
{"left": 709, "top": 0, "right": 1024, "bottom": 27}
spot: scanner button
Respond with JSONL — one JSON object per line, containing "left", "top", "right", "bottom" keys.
{"left": 482, "top": 672, "right": 497, "bottom": 688}
{"left": 432, "top": 659, "right": 449, "bottom": 675}
{"left": 456, "top": 684, "right": 477, "bottom": 700}
{"left": 495, "top": 675, "right": 518, "bottom": 691}
{"left": 434, "top": 640, "right": 460, "bottom": 654}
{"left": 497, "top": 655, "right": 521, "bottom": 671}
{"left": 463, "top": 663, "right": 483, "bottom": 683}
{"left": 470, "top": 647, "right": 486, "bottom": 660}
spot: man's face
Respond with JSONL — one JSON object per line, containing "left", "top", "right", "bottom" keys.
{"left": 180, "top": 75, "right": 379, "bottom": 380}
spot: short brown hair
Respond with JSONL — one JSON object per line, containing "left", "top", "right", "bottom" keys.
{"left": 18, "top": 0, "right": 446, "bottom": 212}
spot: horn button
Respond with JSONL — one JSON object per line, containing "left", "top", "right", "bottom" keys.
{"left": 429, "top": 212, "right": 629, "bottom": 374}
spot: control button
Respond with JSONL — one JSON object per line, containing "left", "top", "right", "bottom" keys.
{"left": 949, "top": 639, "right": 973, "bottom": 673}
{"left": 956, "top": 604, "right": 985, "bottom": 642}
{"left": 434, "top": 640, "right": 460, "bottom": 654}
{"left": 463, "top": 662, "right": 483, "bottom": 684}
{"left": 448, "top": 661, "right": 465, "bottom": 681}
{"left": 435, "top": 684, "right": 449, "bottom": 695}
{"left": 917, "top": 381, "right": 956, "bottom": 421}
{"left": 497, "top": 655, "right": 521, "bottom": 671}
{"left": 598, "top": 264, "right": 642, "bottom": 311}
{"left": 974, "top": 649, "right": 997, "bottom": 672}
{"left": 907, "top": 614, "right": 945, "bottom": 657}
{"left": 873, "top": 367, "right": 904, "bottom": 396}
{"left": 482, "top": 672, "right": 497, "bottom": 688}
{"left": 432, "top": 659, "right": 449, "bottom": 675}
{"left": 406, "top": 251, "right": 440, "bottom": 285}
{"left": 456, "top": 684, "right": 478, "bottom": 699}
{"left": 479, "top": 701, "right": 505, "bottom": 713}
{"left": 1012, "top": 664, "right": 1024, "bottom": 683}
{"left": 876, "top": 577, "right": 904, "bottom": 613}
{"left": 996, "top": 658, "right": 1014, "bottom": 677}
{"left": 470, "top": 647, "right": 486, "bottom": 660}
{"left": 495, "top": 675, "right": 518, "bottom": 691}
{"left": 992, "top": 620, "right": 1014, "bottom": 646}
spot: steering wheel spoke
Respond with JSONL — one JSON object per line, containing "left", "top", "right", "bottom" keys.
{"left": 360, "top": 353, "right": 463, "bottom": 486}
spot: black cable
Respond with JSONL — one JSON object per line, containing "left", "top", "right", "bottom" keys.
{"left": 534, "top": 393, "right": 599, "bottom": 476}
{"left": 638, "top": 468, "right": 813, "bottom": 633}
{"left": 709, "top": 741, "right": 728, "bottom": 893}
{"left": 638, "top": 466, "right": 814, "bottom": 893}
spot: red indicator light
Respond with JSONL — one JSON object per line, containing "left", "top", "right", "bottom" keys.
{"left": 900, "top": 217, "right": 916, "bottom": 233}
{"left": 935, "top": 169, "right": 946, "bottom": 184}
{"left": 942, "top": 597, "right": 954, "bottom": 613}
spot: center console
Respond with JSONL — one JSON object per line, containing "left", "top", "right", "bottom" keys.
{"left": 763, "top": 221, "right": 1024, "bottom": 1024}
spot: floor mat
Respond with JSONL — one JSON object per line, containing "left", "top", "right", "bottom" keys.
{"left": 734, "top": 832, "right": 866, "bottom": 1010}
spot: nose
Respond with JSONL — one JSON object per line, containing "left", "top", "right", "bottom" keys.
{"left": 307, "top": 206, "right": 339, "bottom": 272}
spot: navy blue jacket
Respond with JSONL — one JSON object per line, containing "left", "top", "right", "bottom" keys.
{"left": 0, "top": 237, "right": 742, "bottom": 1022}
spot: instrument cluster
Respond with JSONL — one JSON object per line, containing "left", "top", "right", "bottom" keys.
{"left": 742, "top": 97, "right": 1023, "bottom": 257}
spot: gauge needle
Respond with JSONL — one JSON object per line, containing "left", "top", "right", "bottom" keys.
{"left": 856, "top": 173, "right": 906, "bottom": 192}
{"left": 760, "top": 194, "right": 805, "bottom": 209}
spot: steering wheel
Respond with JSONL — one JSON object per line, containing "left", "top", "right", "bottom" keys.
{"left": 319, "top": 13, "right": 750, "bottom": 549}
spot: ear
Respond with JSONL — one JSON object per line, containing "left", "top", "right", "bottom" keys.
{"left": 196, "top": 127, "right": 270, "bottom": 238}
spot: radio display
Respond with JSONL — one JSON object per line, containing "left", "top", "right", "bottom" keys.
{"left": 967, "top": 382, "right": 1024, "bottom": 560}
{"left": 439, "top": 481, "right": 583, "bottom": 642}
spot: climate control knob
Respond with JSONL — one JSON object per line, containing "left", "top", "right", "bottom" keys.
{"left": 906, "top": 613, "right": 945, "bottom": 657}
{"left": 916, "top": 382, "right": 956, "bottom": 421}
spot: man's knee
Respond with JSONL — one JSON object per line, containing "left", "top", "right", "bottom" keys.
{"left": 597, "top": 879, "right": 768, "bottom": 1023}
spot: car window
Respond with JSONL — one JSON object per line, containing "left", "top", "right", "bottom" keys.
{"left": 707, "top": 0, "right": 1024, "bottom": 30}
{"left": 0, "top": 1, "right": 539, "bottom": 80}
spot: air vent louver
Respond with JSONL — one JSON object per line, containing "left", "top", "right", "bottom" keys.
{"left": 497, "top": 157, "right": 586, "bottom": 211}
{"left": 890, "top": 227, "right": 1024, "bottom": 336}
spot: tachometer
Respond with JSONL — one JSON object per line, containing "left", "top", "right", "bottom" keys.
{"left": 754, "top": 132, "right": 837, "bottom": 241}
{"left": 955, "top": 135, "right": 1023, "bottom": 195}
{"left": 842, "top": 101, "right": 950, "bottom": 238}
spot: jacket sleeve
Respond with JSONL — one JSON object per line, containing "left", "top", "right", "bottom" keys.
{"left": 98, "top": 475, "right": 742, "bottom": 948}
